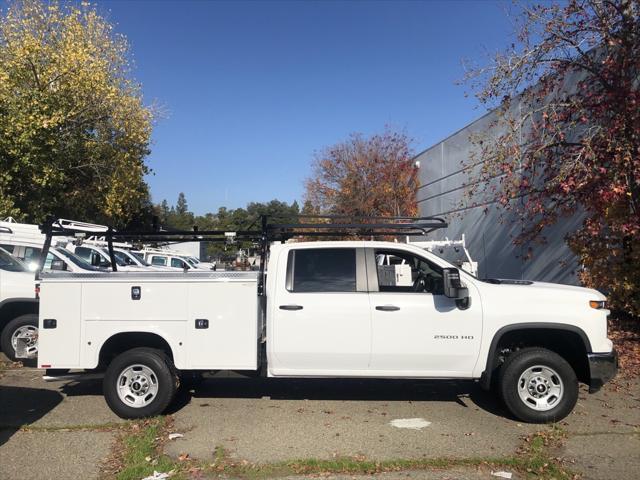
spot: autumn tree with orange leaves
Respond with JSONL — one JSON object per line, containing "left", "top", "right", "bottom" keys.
{"left": 305, "top": 129, "right": 418, "bottom": 219}
{"left": 465, "top": 0, "right": 640, "bottom": 317}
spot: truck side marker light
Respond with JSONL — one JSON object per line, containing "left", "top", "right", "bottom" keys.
{"left": 589, "top": 300, "right": 607, "bottom": 310}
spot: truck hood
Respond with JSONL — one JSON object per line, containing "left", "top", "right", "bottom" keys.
{"left": 483, "top": 278, "right": 606, "bottom": 301}
{"left": 2, "top": 271, "right": 36, "bottom": 298}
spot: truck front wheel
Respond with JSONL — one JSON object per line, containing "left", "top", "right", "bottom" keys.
{"left": 499, "top": 347, "right": 578, "bottom": 423}
{"left": 1, "top": 314, "right": 38, "bottom": 367}
{"left": 104, "top": 348, "right": 177, "bottom": 419}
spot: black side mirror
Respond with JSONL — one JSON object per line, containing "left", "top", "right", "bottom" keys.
{"left": 50, "top": 259, "right": 67, "bottom": 271}
{"left": 442, "top": 267, "right": 471, "bottom": 309}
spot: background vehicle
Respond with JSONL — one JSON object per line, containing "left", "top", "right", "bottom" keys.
{"left": 110, "top": 247, "right": 174, "bottom": 272}
{"left": 146, "top": 252, "right": 200, "bottom": 270}
{"left": 37, "top": 216, "right": 617, "bottom": 423}
{"left": 45, "top": 247, "right": 107, "bottom": 273}
{"left": 184, "top": 255, "right": 216, "bottom": 270}
{"left": 66, "top": 244, "right": 150, "bottom": 272}
{"left": 0, "top": 247, "right": 38, "bottom": 366}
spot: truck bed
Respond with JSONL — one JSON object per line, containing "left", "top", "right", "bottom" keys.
{"left": 38, "top": 271, "right": 260, "bottom": 370}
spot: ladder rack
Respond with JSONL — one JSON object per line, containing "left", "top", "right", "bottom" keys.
{"left": 38, "top": 214, "right": 448, "bottom": 294}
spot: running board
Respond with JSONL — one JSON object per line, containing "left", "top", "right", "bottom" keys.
{"left": 43, "top": 371, "right": 104, "bottom": 382}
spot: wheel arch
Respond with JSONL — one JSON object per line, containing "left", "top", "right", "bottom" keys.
{"left": 480, "top": 322, "right": 592, "bottom": 390}
{"left": 98, "top": 331, "right": 175, "bottom": 369}
{"left": 0, "top": 299, "right": 38, "bottom": 335}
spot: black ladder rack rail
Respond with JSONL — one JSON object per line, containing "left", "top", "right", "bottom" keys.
{"left": 37, "top": 214, "right": 448, "bottom": 294}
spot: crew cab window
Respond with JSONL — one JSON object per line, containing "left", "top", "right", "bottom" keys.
{"left": 288, "top": 248, "right": 356, "bottom": 293}
{"left": 74, "top": 246, "right": 92, "bottom": 262}
{"left": 374, "top": 249, "right": 444, "bottom": 294}
{"left": 171, "top": 258, "right": 187, "bottom": 269}
{"left": 151, "top": 256, "right": 167, "bottom": 266}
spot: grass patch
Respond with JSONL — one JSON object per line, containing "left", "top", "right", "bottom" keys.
{"left": 105, "top": 421, "right": 576, "bottom": 480}
{"left": 101, "top": 416, "right": 183, "bottom": 480}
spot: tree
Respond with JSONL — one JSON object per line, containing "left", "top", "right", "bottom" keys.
{"left": 158, "top": 200, "right": 170, "bottom": 224}
{"left": 464, "top": 0, "right": 640, "bottom": 316}
{"left": 0, "top": 0, "right": 153, "bottom": 226}
{"left": 305, "top": 128, "right": 418, "bottom": 218}
{"left": 176, "top": 192, "right": 188, "bottom": 215}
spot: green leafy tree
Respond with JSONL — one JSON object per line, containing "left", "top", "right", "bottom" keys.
{"left": 176, "top": 192, "right": 188, "bottom": 215}
{"left": 156, "top": 199, "right": 301, "bottom": 261}
{"left": 0, "top": 0, "right": 153, "bottom": 226}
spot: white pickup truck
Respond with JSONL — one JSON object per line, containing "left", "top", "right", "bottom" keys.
{"left": 0, "top": 247, "right": 38, "bottom": 366}
{"left": 37, "top": 233, "right": 617, "bottom": 423}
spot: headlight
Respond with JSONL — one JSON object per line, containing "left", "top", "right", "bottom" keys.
{"left": 589, "top": 300, "right": 607, "bottom": 310}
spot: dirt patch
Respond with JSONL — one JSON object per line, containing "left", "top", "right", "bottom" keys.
{"left": 609, "top": 316, "right": 640, "bottom": 378}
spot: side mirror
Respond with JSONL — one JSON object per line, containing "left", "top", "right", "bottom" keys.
{"left": 50, "top": 259, "right": 67, "bottom": 271}
{"left": 442, "top": 267, "right": 471, "bottom": 309}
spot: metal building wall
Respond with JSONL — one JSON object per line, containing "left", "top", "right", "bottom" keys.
{"left": 415, "top": 108, "right": 583, "bottom": 284}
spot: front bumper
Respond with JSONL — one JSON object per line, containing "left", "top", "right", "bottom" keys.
{"left": 588, "top": 349, "right": 618, "bottom": 393}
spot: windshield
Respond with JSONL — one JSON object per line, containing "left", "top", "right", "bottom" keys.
{"left": 99, "top": 248, "right": 127, "bottom": 267}
{"left": 131, "top": 252, "right": 147, "bottom": 264}
{"left": 54, "top": 248, "right": 102, "bottom": 271}
{"left": 126, "top": 250, "right": 151, "bottom": 266}
{"left": 0, "top": 247, "right": 28, "bottom": 272}
{"left": 113, "top": 249, "right": 151, "bottom": 267}
{"left": 185, "top": 257, "right": 197, "bottom": 266}
{"left": 417, "top": 248, "right": 479, "bottom": 279}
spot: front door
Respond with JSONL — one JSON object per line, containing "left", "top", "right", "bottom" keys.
{"left": 367, "top": 248, "right": 482, "bottom": 377}
{"left": 270, "top": 245, "right": 371, "bottom": 375}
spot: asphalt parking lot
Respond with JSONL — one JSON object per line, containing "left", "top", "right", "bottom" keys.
{"left": 1, "top": 360, "right": 639, "bottom": 480}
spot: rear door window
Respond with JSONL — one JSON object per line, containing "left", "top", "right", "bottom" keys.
{"left": 151, "top": 256, "right": 167, "bottom": 266}
{"left": 288, "top": 248, "right": 356, "bottom": 292}
{"left": 171, "top": 258, "right": 187, "bottom": 269}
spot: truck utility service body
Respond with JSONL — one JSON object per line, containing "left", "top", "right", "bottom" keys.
{"left": 36, "top": 217, "right": 617, "bottom": 422}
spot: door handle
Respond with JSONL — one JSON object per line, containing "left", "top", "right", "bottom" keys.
{"left": 279, "top": 304, "right": 303, "bottom": 311}
{"left": 376, "top": 305, "right": 400, "bottom": 311}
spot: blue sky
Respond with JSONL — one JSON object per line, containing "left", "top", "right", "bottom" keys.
{"left": 100, "top": 0, "right": 515, "bottom": 214}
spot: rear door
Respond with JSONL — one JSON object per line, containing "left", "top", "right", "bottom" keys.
{"left": 269, "top": 245, "right": 371, "bottom": 375}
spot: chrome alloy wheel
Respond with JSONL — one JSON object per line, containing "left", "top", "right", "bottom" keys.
{"left": 517, "top": 365, "right": 564, "bottom": 411}
{"left": 11, "top": 325, "right": 38, "bottom": 359}
{"left": 116, "top": 364, "right": 159, "bottom": 408}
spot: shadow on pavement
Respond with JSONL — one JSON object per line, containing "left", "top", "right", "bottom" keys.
{"left": 0, "top": 385, "right": 63, "bottom": 447}
{"left": 168, "top": 377, "right": 509, "bottom": 419}
{"left": 56, "top": 376, "right": 510, "bottom": 419}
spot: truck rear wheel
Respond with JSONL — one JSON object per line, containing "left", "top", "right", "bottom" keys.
{"left": 104, "top": 348, "right": 177, "bottom": 419}
{"left": 499, "top": 347, "right": 578, "bottom": 423}
{"left": 1, "top": 314, "right": 38, "bottom": 367}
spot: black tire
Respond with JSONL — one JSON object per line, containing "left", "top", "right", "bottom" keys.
{"left": 0, "top": 314, "right": 38, "bottom": 367}
{"left": 499, "top": 347, "right": 578, "bottom": 423}
{"left": 103, "top": 348, "right": 177, "bottom": 419}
